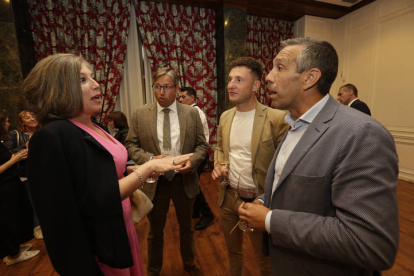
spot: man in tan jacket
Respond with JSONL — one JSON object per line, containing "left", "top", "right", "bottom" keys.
{"left": 126, "top": 68, "right": 207, "bottom": 276}
{"left": 212, "top": 57, "right": 288, "bottom": 276}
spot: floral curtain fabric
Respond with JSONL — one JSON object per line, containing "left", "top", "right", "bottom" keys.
{"left": 134, "top": 0, "right": 217, "bottom": 165}
{"left": 246, "top": 15, "right": 294, "bottom": 106}
{"left": 27, "top": 0, "right": 131, "bottom": 124}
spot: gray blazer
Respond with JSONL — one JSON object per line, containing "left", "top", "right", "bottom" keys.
{"left": 262, "top": 95, "right": 399, "bottom": 275}
{"left": 125, "top": 102, "right": 208, "bottom": 200}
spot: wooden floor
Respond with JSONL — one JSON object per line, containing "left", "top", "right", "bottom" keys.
{"left": 1, "top": 174, "right": 413, "bottom": 275}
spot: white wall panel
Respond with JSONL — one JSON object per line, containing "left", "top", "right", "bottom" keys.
{"left": 349, "top": 4, "right": 376, "bottom": 29}
{"left": 379, "top": 0, "right": 414, "bottom": 18}
{"left": 372, "top": 11, "right": 414, "bottom": 127}
{"left": 346, "top": 24, "right": 375, "bottom": 104}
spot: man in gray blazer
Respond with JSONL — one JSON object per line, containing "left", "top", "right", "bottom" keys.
{"left": 125, "top": 68, "right": 207, "bottom": 276}
{"left": 238, "top": 37, "right": 399, "bottom": 275}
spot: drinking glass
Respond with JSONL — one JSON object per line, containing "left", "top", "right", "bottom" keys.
{"left": 162, "top": 148, "right": 178, "bottom": 174}
{"left": 237, "top": 174, "right": 258, "bottom": 232}
{"left": 218, "top": 160, "right": 230, "bottom": 186}
{"left": 145, "top": 172, "right": 157, "bottom": 184}
{"left": 162, "top": 147, "right": 175, "bottom": 158}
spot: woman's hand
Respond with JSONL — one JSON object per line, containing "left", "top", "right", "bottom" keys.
{"left": 126, "top": 153, "right": 193, "bottom": 176}
{"left": 149, "top": 153, "right": 193, "bottom": 173}
{"left": 11, "top": 149, "right": 28, "bottom": 163}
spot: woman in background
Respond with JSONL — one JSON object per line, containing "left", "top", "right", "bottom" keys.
{"left": 0, "top": 110, "right": 39, "bottom": 265}
{"left": 23, "top": 53, "right": 190, "bottom": 276}
{"left": 4, "top": 110, "right": 42, "bottom": 239}
{"left": 108, "top": 111, "right": 129, "bottom": 145}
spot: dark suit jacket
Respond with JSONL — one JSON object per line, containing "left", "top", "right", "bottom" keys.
{"left": 351, "top": 99, "right": 371, "bottom": 115}
{"left": 28, "top": 120, "right": 132, "bottom": 275}
{"left": 262, "top": 96, "right": 398, "bottom": 275}
{"left": 125, "top": 101, "right": 208, "bottom": 200}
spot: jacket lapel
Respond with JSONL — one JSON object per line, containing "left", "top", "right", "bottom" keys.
{"left": 148, "top": 103, "right": 160, "bottom": 155}
{"left": 274, "top": 96, "right": 337, "bottom": 192}
{"left": 177, "top": 102, "right": 186, "bottom": 153}
{"left": 222, "top": 108, "right": 236, "bottom": 160}
{"left": 251, "top": 102, "right": 266, "bottom": 168}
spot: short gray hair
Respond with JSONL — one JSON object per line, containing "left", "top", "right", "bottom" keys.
{"left": 281, "top": 37, "right": 338, "bottom": 95}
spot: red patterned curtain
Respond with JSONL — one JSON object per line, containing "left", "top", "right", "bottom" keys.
{"left": 246, "top": 15, "right": 294, "bottom": 106}
{"left": 27, "top": 0, "right": 131, "bottom": 124}
{"left": 134, "top": 0, "right": 217, "bottom": 167}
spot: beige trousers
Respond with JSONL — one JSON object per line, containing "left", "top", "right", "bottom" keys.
{"left": 220, "top": 187, "right": 271, "bottom": 276}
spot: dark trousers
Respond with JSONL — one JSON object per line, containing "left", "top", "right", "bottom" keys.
{"left": 147, "top": 174, "right": 196, "bottom": 275}
{"left": 0, "top": 178, "right": 33, "bottom": 258}
{"left": 193, "top": 154, "right": 213, "bottom": 218}
{"left": 22, "top": 180, "right": 40, "bottom": 227}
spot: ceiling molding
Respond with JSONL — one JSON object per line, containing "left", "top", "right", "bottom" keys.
{"left": 146, "top": 0, "right": 376, "bottom": 21}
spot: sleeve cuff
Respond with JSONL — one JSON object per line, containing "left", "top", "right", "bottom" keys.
{"left": 265, "top": 210, "right": 272, "bottom": 233}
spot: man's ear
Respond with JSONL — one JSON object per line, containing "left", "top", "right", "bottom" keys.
{"left": 253, "top": 80, "right": 261, "bottom": 92}
{"left": 303, "top": 68, "right": 321, "bottom": 90}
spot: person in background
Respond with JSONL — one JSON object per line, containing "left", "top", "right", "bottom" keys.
{"left": 125, "top": 68, "right": 208, "bottom": 276}
{"left": 212, "top": 57, "right": 288, "bottom": 276}
{"left": 0, "top": 109, "right": 40, "bottom": 265}
{"left": 239, "top": 37, "right": 398, "bottom": 276}
{"left": 179, "top": 87, "right": 215, "bottom": 231}
{"left": 108, "top": 111, "right": 129, "bottom": 146}
{"left": 4, "top": 110, "right": 43, "bottom": 240}
{"left": 337, "top": 83, "right": 371, "bottom": 115}
{"left": 23, "top": 53, "right": 191, "bottom": 276}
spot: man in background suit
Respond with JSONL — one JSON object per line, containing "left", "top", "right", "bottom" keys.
{"left": 238, "top": 38, "right": 399, "bottom": 275}
{"left": 179, "top": 87, "right": 215, "bottom": 231}
{"left": 337, "top": 83, "right": 371, "bottom": 115}
{"left": 212, "top": 57, "right": 288, "bottom": 276}
{"left": 125, "top": 68, "right": 207, "bottom": 276}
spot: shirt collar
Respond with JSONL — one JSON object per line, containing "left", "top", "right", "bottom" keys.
{"left": 348, "top": 98, "right": 359, "bottom": 107}
{"left": 157, "top": 100, "right": 177, "bottom": 114}
{"left": 285, "top": 94, "right": 330, "bottom": 130}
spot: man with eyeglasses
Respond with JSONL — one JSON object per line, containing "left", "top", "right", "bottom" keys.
{"left": 125, "top": 68, "right": 207, "bottom": 276}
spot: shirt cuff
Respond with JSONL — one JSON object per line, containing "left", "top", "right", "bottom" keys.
{"left": 265, "top": 210, "right": 272, "bottom": 233}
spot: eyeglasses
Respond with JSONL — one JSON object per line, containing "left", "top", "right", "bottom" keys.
{"left": 152, "top": 84, "right": 176, "bottom": 92}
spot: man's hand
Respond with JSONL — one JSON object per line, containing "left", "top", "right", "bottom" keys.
{"left": 238, "top": 201, "right": 270, "bottom": 232}
{"left": 211, "top": 163, "right": 228, "bottom": 181}
{"left": 176, "top": 160, "right": 192, "bottom": 174}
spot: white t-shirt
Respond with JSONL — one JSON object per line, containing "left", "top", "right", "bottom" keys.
{"left": 228, "top": 109, "right": 256, "bottom": 190}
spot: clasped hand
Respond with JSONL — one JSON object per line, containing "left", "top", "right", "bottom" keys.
{"left": 126, "top": 153, "right": 193, "bottom": 176}
{"left": 12, "top": 149, "right": 28, "bottom": 163}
